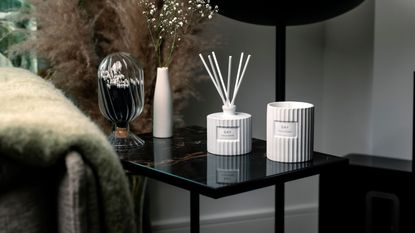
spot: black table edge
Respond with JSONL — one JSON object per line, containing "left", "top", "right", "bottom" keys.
{"left": 122, "top": 152, "right": 348, "bottom": 199}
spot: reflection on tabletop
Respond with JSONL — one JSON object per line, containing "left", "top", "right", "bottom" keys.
{"left": 207, "top": 153, "right": 250, "bottom": 186}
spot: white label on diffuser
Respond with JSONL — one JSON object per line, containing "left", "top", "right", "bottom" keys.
{"left": 217, "top": 168, "right": 239, "bottom": 183}
{"left": 274, "top": 121, "right": 297, "bottom": 137}
{"left": 217, "top": 126, "right": 238, "bottom": 140}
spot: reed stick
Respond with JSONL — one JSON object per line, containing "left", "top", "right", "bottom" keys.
{"left": 231, "top": 54, "right": 251, "bottom": 105}
{"left": 200, "top": 52, "right": 252, "bottom": 108}
{"left": 212, "top": 52, "right": 230, "bottom": 104}
{"left": 199, "top": 54, "right": 226, "bottom": 105}
{"left": 227, "top": 56, "right": 232, "bottom": 103}
{"left": 231, "top": 52, "right": 244, "bottom": 105}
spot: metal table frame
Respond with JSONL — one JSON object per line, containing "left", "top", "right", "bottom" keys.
{"left": 121, "top": 127, "right": 347, "bottom": 233}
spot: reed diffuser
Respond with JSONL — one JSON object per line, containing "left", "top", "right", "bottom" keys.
{"left": 199, "top": 52, "right": 252, "bottom": 155}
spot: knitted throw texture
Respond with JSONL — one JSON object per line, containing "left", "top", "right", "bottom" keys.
{"left": 0, "top": 67, "right": 136, "bottom": 233}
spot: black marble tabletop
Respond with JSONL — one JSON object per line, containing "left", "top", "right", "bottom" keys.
{"left": 120, "top": 126, "right": 348, "bottom": 198}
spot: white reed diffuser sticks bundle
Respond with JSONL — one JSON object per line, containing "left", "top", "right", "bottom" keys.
{"left": 199, "top": 52, "right": 251, "bottom": 108}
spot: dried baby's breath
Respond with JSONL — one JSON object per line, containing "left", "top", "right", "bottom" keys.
{"left": 138, "top": 0, "right": 218, "bottom": 67}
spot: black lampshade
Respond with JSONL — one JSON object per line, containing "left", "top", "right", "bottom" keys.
{"left": 209, "top": 0, "right": 365, "bottom": 26}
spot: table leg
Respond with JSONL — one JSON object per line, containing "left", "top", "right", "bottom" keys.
{"left": 275, "top": 183, "right": 285, "bottom": 233}
{"left": 190, "top": 191, "right": 200, "bottom": 233}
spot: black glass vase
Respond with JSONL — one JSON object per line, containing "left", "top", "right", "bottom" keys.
{"left": 97, "top": 52, "right": 145, "bottom": 151}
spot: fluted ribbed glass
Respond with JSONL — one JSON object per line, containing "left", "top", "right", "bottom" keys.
{"left": 97, "top": 52, "right": 145, "bottom": 151}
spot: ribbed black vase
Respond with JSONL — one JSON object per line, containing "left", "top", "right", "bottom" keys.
{"left": 97, "top": 52, "right": 145, "bottom": 151}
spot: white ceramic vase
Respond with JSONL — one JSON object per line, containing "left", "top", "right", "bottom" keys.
{"left": 153, "top": 67, "right": 173, "bottom": 138}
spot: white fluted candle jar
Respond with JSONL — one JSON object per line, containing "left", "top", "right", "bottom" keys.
{"left": 267, "top": 101, "right": 314, "bottom": 162}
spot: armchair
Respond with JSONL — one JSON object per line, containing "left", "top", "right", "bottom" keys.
{"left": 0, "top": 67, "right": 141, "bottom": 233}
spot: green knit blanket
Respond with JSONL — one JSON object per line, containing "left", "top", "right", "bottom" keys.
{"left": 0, "top": 67, "right": 136, "bottom": 233}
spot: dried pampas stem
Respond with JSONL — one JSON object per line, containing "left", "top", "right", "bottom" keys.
{"left": 13, "top": 0, "right": 216, "bottom": 134}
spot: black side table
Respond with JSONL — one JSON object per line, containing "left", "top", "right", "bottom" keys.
{"left": 120, "top": 126, "right": 348, "bottom": 233}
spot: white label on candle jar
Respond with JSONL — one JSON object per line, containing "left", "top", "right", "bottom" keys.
{"left": 217, "top": 126, "right": 239, "bottom": 140}
{"left": 274, "top": 121, "right": 298, "bottom": 137}
{"left": 217, "top": 168, "right": 239, "bottom": 183}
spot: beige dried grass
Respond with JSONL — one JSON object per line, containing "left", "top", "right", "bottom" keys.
{"left": 14, "top": 0, "right": 215, "bottom": 134}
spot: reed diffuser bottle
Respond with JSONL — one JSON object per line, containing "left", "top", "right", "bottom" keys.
{"left": 200, "top": 52, "right": 252, "bottom": 155}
